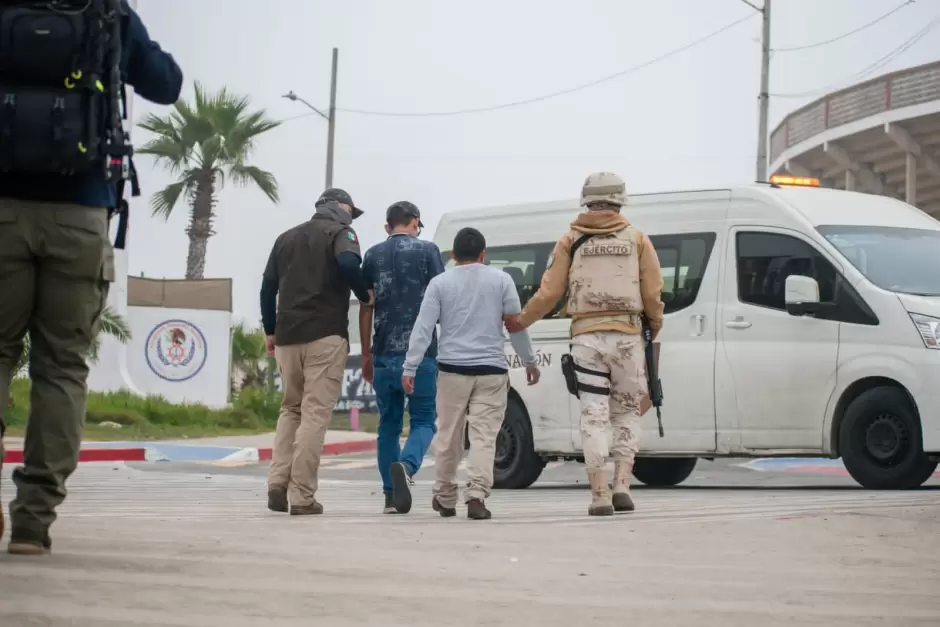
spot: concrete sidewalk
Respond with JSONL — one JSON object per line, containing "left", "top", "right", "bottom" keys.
{"left": 2, "top": 430, "right": 377, "bottom": 464}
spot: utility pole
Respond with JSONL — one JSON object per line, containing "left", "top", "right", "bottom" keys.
{"left": 756, "top": 0, "right": 772, "bottom": 181}
{"left": 740, "top": 0, "right": 771, "bottom": 180}
{"left": 283, "top": 47, "right": 340, "bottom": 190}
{"left": 325, "top": 47, "right": 338, "bottom": 189}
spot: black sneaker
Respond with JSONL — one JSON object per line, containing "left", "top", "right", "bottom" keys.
{"left": 390, "top": 462, "right": 413, "bottom": 514}
{"left": 467, "top": 498, "right": 492, "bottom": 520}
{"left": 431, "top": 496, "right": 456, "bottom": 518}
{"left": 8, "top": 528, "right": 52, "bottom": 556}
{"left": 383, "top": 493, "right": 400, "bottom": 514}
{"left": 267, "top": 488, "right": 288, "bottom": 513}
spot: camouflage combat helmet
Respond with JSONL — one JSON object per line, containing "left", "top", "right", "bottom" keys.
{"left": 580, "top": 171, "right": 627, "bottom": 208}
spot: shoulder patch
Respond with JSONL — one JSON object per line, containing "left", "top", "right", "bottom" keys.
{"left": 347, "top": 231, "right": 358, "bottom": 242}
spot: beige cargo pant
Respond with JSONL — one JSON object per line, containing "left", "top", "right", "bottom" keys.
{"left": 571, "top": 331, "right": 647, "bottom": 470}
{"left": 268, "top": 335, "right": 348, "bottom": 508}
{"left": 434, "top": 371, "right": 509, "bottom": 508}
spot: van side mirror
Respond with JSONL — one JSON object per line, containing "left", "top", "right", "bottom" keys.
{"left": 785, "top": 275, "right": 821, "bottom": 316}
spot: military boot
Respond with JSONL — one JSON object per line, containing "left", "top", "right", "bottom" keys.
{"left": 587, "top": 469, "right": 614, "bottom": 516}
{"left": 611, "top": 460, "right": 635, "bottom": 512}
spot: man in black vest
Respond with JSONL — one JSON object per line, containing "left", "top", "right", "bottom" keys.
{"left": 0, "top": 0, "right": 182, "bottom": 555}
{"left": 260, "top": 188, "right": 372, "bottom": 515}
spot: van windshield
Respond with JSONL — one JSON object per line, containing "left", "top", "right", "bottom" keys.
{"left": 817, "top": 225, "right": 940, "bottom": 297}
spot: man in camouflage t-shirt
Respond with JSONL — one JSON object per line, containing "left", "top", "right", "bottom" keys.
{"left": 360, "top": 202, "right": 445, "bottom": 514}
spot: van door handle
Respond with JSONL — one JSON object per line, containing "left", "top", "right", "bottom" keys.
{"left": 690, "top": 314, "right": 705, "bottom": 336}
{"left": 725, "top": 317, "right": 752, "bottom": 330}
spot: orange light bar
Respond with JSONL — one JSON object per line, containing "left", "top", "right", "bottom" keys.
{"left": 770, "top": 175, "right": 820, "bottom": 187}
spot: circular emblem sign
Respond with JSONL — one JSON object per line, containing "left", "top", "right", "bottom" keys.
{"left": 144, "top": 319, "right": 208, "bottom": 382}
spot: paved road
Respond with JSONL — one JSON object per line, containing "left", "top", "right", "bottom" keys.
{"left": 1, "top": 456, "right": 939, "bottom": 626}
{"left": 141, "top": 451, "right": 940, "bottom": 490}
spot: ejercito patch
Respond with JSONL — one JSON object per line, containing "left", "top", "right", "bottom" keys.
{"left": 347, "top": 231, "right": 358, "bottom": 242}
{"left": 582, "top": 242, "right": 632, "bottom": 256}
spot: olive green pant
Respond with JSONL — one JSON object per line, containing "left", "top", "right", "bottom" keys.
{"left": 0, "top": 198, "right": 114, "bottom": 541}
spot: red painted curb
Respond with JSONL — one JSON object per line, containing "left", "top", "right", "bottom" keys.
{"left": 3, "top": 447, "right": 147, "bottom": 464}
{"left": 324, "top": 439, "right": 377, "bottom": 456}
{"left": 256, "top": 438, "right": 376, "bottom": 462}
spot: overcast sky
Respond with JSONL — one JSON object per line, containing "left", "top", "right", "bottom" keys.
{"left": 127, "top": 0, "right": 940, "bottom": 325}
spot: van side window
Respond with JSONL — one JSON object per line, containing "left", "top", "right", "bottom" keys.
{"left": 540, "top": 232, "right": 716, "bottom": 318}
{"left": 442, "top": 232, "right": 717, "bottom": 318}
{"left": 735, "top": 232, "right": 879, "bottom": 325}
{"left": 441, "top": 244, "right": 551, "bottom": 308}
{"left": 648, "top": 232, "right": 717, "bottom": 315}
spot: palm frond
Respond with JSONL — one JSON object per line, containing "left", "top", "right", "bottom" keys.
{"left": 231, "top": 323, "right": 267, "bottom": 365}
{"left": 98, "top": 305, "right": 132, "bottom": 343}
{"left": 136, "top": 136, "right": 190, "bottom": 174}
{"left": 228, "top": 164, "right": 279, "bottom": 203}
{"left": 137, "top": 112, "right": 181, "bottom": 139}
{"left": 17, "top": 306, "right": 132, "bottom": 370}
{"left": 149, "top": 170, "right": 200, "bottom": 220}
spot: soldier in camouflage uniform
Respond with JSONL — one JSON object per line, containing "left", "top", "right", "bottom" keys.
{"left": 505, "top": 172, "right": 664, "bottom": 516}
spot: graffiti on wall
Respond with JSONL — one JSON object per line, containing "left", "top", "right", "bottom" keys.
{"left": 335, "top": 354, "right": 378, "bottom": 412}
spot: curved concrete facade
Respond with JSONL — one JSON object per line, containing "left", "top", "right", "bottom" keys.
{"left": 769, "top": 60, "right": 940, "bottom": 219}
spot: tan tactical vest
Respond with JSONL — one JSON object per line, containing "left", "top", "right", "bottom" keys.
{"left": 567, "top": 227, "right": 643, "bottom": 332}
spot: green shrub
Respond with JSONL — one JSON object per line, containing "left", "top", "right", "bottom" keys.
{"left": 4, "top": 378, "right": 380, "bottom": 438}
{"left": 235, "top": 386, "right": 283, "bottom": 426}
{"left": 4, "top": 377, "right": 278, "bottom": 435}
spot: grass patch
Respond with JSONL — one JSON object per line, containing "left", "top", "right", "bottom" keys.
{"left": 4, "top": 378, "right": 391, "bottom": 441}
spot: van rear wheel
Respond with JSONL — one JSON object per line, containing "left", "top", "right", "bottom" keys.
{"left": 632, "top": 457, "right": 697, "bottom": 487}
{"left": 492, "top": 397, "right": 545, "bottom": 489}
{"left": 840, "top": 387, "right": 937, "bottom": 490}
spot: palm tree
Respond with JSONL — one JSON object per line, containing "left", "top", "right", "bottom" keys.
{"left": 230, "top": 323, "right": 269, "bottom": 391}
{"left": 137, "top": 82, "right": 281, "bottom": 279}
{"left": 15, "top": 305, "right": 132, "bottom": 376}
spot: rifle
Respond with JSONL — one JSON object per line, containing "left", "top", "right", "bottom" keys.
{"left": 642, "top": 316, "right": 664, "bottom": 437}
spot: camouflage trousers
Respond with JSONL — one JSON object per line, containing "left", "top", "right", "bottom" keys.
{"left": 571, "top": 331, "right": 647, "bottom": 470}
{"left": 0, "top": 199, "right": 114, "bottom": 542}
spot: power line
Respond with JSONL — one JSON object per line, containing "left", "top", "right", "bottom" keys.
{"left": 333, "top": 12, "right": 757, "bottom": 118}
{"left": 770, "top": 14, "right": 940, "bottom": 99}
{"left": 278, "top": 111, "right": 318, "bottom": 123}
{"left": 772, "top": 0, "right": 915, "bottom": 52}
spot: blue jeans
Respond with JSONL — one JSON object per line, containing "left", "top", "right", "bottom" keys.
{"left": 372, "top": 355, "right": 438, "bottom": 494}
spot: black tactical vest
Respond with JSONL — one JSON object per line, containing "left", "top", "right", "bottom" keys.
{"left": 0, "top": 0, "right": 132, "bottom": 182}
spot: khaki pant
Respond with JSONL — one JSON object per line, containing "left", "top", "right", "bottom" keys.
{"left": 0, "top": 200, "right": 113, "bottom": 542}
{"left": 268, "top": 335, "right": 348, "bottom": 507}
{"left": 571, "top": 331, "right": 646, "bottom": 470}
{"left": 434, "top": 371, "right": 509, "bottom": 508}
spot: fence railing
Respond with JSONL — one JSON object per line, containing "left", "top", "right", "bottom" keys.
{"left": 770, "top": 60, "right": 940, "bottom": 164}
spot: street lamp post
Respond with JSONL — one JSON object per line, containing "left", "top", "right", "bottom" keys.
{"left": 283, "top": 47, "right": 339, "bottom": 189}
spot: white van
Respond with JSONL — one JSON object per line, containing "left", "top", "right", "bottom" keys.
{"left": 433, "top": 181, "right": 940, "bottom": 491}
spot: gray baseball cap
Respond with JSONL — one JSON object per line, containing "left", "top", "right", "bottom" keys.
{"left": 317, "top": 188, "right": 363, "bottom": 219}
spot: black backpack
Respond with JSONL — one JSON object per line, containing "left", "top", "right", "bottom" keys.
{"left": 0, "top": 0, "right": 136, "bottom": 197}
